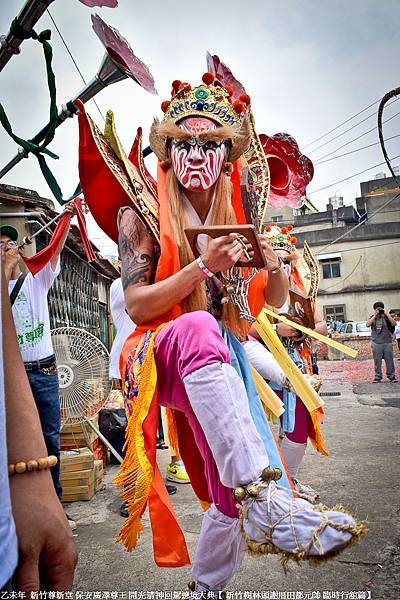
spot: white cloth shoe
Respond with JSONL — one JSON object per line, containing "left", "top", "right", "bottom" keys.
{"left": 241, "top": 480, "right": 366, "bottom": 564}
{"left": 280, "top": 437, "right": 306, "bottom": 479}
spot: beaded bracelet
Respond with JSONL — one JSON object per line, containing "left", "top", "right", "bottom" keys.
{"left": 8, "top": 455, "right": 58, "bottom": 476}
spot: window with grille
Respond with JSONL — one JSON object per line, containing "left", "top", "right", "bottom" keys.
{"left": 324, "top": 305, "right": 346, "bottom": 323}
{"left": 321, "top": 258, "right": 341, "bottom": 279}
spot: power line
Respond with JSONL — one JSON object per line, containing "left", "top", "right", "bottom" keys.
{"left": 332, "top": 240, "right": 400, "bottom": 253}
{"left": 302, "top": 97, "right": 383, "bottom": 150}
{"left": 378, "top": 85, "right": 400, "bottom": 186}
{"left": 46, "top": 9, "right": 105, "bottom": 123}
{"left": 313, "top": 110, "right": 400, "bottom": 163}
{"left": 314, "top": 191, "right": 400, "bottom": 256}
{"left": 307, "top": 98, "right": 398, "bottom": 155}
{"left": 308, "top": 154, "right": 400, "bottom": 195}
{"left": 302, "top": 97, "right": 399, "bottom": 151}
{"left": 315, "top": 135, "right": 400, "bottom": 165}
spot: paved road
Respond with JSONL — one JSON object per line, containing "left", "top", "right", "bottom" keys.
{"left": 66, "top": 369, "right": 400, "bottom": 598}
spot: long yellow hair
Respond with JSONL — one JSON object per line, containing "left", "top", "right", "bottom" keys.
{"left": 166, "top": 167, "right": 247, "bottom": 339}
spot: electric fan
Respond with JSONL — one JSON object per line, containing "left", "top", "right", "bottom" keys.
{"left": 51, "top": 326, "right": 123, "bottom": 462}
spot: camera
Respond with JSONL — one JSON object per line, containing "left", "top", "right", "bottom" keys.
{"left": 378, "top": 308, "right": 385, "bottom": 314}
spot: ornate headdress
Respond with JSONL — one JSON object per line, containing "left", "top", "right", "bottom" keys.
{"left": 150, "top": 72, "right": 252, "bottom": 163}
{"left": 263, "top": 224, "right": 298, "bottom": 254}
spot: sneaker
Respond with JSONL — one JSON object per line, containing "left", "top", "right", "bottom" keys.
{"left": 166, "top": 483, "right": 177, "bottom": 495}
{"left": 156, "top": 440, "right": 169, "bottom": 450}
{"left": 188, "top": 581, "right": 226, "bottom": 599}
{"left": 120, "top": 502, "right": 129, "bottom": 518}
{"left": 241, "top": 479, "right": 366, "bottom": 563}
{"left": 166, "top": 462, "right": 190, "bottom": 484}
{"left": 389, "top": 377, "right": 398, "bottom": 383}
{"left": 65, "top": 513, "right": 77, "bottom": 531}
{"left": 372, "top": 379, "right": 382, "bottom": 383}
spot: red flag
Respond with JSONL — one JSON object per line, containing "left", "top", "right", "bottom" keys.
{"left": 22, "top": 198, "right": 95, "bottom": 276}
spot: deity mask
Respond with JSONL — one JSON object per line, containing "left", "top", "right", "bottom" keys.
{"left": 170, "top": 117, "right": 229, "bottom": 191}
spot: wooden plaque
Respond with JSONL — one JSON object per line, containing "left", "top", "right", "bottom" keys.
{"left": 184, "top": 224, "right": 267, "bottom": 269}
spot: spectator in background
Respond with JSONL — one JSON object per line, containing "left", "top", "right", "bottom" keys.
{"left": 1, "top": 202, "right": 76, "bottom": 529}
{"left": 1, "top": 257, "right": 77, "bottom": 592}
{"left": 391, "top": 311, "right": 400, "bottom": 357}
{"left": 366, "top": 302, "right": 397, "bottom": 383}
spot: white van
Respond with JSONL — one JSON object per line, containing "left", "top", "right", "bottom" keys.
{"left": 337, "top": 321, "right": 371, "bottom": 337}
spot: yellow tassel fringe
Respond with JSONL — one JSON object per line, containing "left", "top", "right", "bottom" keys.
{"left": 113, "top": 330, "right": 160, "bottom": 551}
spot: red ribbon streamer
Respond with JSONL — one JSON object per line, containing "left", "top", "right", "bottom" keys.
{"left": 22, "top": 198, "right": 95, "bottom": 276}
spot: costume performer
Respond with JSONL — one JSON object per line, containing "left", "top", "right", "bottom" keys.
{"left": 77, "top": 72, "right": 366, "bottom": 594}
{"left": 244, "top": 225, "right": 328, "bottom": 500}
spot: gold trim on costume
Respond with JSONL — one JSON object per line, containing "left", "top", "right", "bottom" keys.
{"left": 244, "top": 112, "right": 270, "bottom": 229}
{"left": 86, "top": 110, "right": 160, "bottom": 243}
{"left": 303, "top": 241, "right": 320, "bottom": 303}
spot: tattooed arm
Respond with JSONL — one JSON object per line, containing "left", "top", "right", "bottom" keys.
{"left": 119, "top": 209, "right": 207, "bottom": 324}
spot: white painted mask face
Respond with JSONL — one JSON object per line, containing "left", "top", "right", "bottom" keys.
{"left": 170, "top": 117, "right": 229, "bottom": 191}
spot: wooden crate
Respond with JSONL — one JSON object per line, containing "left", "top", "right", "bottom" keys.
{"left": 61, "top": 416, "right": 99, "bottom": 434}
{"left": 61, "top": 482, "right": 95, "bottom": 502}
{"left": 60, "top": 448, "right": 94, "bottom": 473}
{"left": 93, "top": 459, "right": 104, "bottom": 493}
{"left": 60, "top": 468, "right": 94, "bottom": 488}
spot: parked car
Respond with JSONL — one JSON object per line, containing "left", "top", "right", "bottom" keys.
{"left": 336, "top": 321, "right": 371, "bottom": 337}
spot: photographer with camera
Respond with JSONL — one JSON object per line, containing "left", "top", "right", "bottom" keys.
{"left": 366, "top": 301, "right": 397, "bottom": 383}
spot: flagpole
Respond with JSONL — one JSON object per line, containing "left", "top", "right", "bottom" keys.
{"left": 0, "top": 0, "right": 56, "bottom": 73}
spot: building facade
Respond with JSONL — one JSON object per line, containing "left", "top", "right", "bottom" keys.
{"left": 0, "top": 184, "right": 119, "bottom": 349}
{"left": 262, "top": 195, "right": 318, "bottom": 225}
{"left": 294, "top": 175, "right": 400, "bottom": 323}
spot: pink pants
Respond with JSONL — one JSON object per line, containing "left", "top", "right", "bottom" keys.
{"left": 155, "top": 311, "right": 238, "bottom": 518}
{"left": 155, "top": 312, "right": 259, "bottom": 589}
{"left": 286, "top": 397, "right": 311, "bottom": 444}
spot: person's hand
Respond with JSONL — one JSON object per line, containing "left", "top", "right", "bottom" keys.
{"left": 201, "top": 233, "right": 249, "bottom": 273}
{"left": 2, "top": 244, "right": 19, "bottom": 280}
{"left": 258, "top": 235, "right": 281, "bottom": 271}
{"left": 10, "top": 470, "right": 78, "bottom": 591}
{"left": 63, "top": 200, "right": 77, "bottom": 216}
{"left": 276, "top": 322, "right": 299, "bottom": 338}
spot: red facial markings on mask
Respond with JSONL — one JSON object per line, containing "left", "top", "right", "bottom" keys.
{"left": 170, "top": 117, "right": 227, "bottom": 191}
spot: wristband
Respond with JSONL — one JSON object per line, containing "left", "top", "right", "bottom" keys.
{"left": 8, "top": 455, "right": 58, "bottom": 476}
{"left": 196, "top": 256, "right": 214, "bottom": 278}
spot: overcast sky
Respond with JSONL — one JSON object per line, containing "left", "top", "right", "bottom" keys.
{"left": 0, "top": 0, "right": 399, "bottom": 256}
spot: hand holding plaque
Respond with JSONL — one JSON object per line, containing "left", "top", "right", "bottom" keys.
{"left": 184, "top": 225, "right": 268, "bottom": 270}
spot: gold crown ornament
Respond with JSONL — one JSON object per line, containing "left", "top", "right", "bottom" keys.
{"left": 263, "top": 224, "right": 298, "bottom": 253}
{"left": 161, "top": 73, "right": 251, "bottom": 127}
{"left": 150, "top": 72, "right": 252, "bottom": 163}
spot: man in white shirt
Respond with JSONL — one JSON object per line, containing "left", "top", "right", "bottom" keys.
{"left": 1, "top": 206, "right": 74, "bottom": 504}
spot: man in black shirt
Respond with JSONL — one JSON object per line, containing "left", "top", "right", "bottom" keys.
{"left": 366, "top": 301, "right": 397, "bottom": 383}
